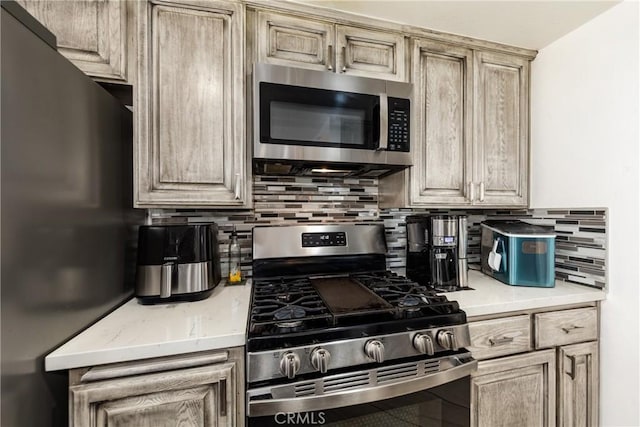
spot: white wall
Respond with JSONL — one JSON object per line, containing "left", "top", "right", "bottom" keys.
{"left": 530, "top": 2, "right": 639, "bottom": 425}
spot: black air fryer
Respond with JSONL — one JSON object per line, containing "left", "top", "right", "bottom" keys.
{"left": 135, "top": 224, "right": 221, "bottom": 304}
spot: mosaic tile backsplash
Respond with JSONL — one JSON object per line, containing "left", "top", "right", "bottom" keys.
{"left": 149, "top": 176, "right": 607, "bottom": 289}
{"left": 381, "top": 208, "right": 607, "bottom": 289}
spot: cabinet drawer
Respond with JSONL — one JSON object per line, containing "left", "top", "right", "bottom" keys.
{"left": 468, "top": 315, "right": 531, "bottom": 360}
{"left": 535, "top": 307, "right": 598, "bottom": 349}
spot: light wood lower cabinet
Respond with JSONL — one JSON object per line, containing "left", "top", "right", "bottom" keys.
{"left": 558, "top": 341, "right": 599, "bottom": 427}
{"left": 469, "top": 304, "right": 600, "bottom": 427}
{"left": 471, "top": 350, "right": 556, "bottom": 427}
{"left": 69, "top": 348, "right": 244, "bottom": 427}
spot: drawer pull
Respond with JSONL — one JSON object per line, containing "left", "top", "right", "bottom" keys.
{"left": 489, "top": 336, "right": 514, "bottom": 346}
{"left": 561, "top": 325, "right": 584, "bottom": 334}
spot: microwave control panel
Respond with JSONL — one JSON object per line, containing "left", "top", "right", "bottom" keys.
{"left": 387, "top": 97, "right": 410, "bottom": 152}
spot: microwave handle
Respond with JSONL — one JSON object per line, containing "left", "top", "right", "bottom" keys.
{"left": 377, "top": 93, "right": 388, "bottom": 151}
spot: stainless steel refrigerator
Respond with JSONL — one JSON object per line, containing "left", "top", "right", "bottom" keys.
{"left": 1, "top": 3, "right": 137, "bottom": 426}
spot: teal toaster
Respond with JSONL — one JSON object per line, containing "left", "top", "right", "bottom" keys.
{"left": 480, "top": 220, "right": 556, "bottom": 287}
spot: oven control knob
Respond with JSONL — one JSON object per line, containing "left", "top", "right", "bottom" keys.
{"left": 413, "top": 333, "right": 435, "bottom": 356}
{"left": 436, "top": 330, "right": 459, "bottom": 351}
{"left": 279, "top": 352, "right": 301, "bottom": 379}
{"left": 310, "top": 348, "right": 331, "bottom": 373}
{"left": 364, "top": 339, "right": 385, "bottom": 363}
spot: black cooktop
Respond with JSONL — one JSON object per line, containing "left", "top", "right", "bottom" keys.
{"left": 247, "top": 270, "right": 466, "bottom": 352}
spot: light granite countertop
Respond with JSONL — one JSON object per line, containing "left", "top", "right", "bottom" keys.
{"left": 45, "top": 280, "right": 252, "bottom": 372}
{"left": 448, "top": 269, "right": 605, "bottom": 318}
{"left": 45, "top": 271, "right": 605, "bottom": 371}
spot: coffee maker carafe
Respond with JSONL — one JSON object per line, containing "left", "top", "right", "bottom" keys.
{"left": 406, "top": 215, "right": 468, "bottom": 290}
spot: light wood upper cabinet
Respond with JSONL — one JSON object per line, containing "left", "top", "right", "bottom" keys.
{"left": 257, "top": 11, "right": 335, "bottom": 71}
{"left": 384, "top": 41, "right": 531, "bottom": 208}
{"left": 17, "top": 0, "right": 129, "bottom": 82}
{"left": 474, "top": 51, "right": 529, "bottom": 206}
{"left": 336, "top": 25, "right": 405, "bottom": 80}
{"left": 135, "top": 0, "right": 249, "bottom": 208}
{"left": 255, "top": 10, "right": 406, "bottom": 81}
{"left": 471, "top": 350, "right": 556, "bottom": 427}
{"left": 410, "top": 39, "right": 473, "bottom": 205}
{"left": 558, "top": 341, "right": 599, "bottom": 427}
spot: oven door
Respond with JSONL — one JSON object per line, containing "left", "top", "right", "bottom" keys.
{"left": 249, "top": 376, "right": 470, "bottom": 426}
{"left": 247, "top": 353, "right": 476, "bottom": 427}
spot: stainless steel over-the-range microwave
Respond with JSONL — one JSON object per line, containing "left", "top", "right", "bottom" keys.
{"left": 253, "top": 63, "right": 413, "bottom": 178}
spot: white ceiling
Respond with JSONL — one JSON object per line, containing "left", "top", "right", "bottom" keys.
{"left": 295, "top": 0, "right": 620, "bottom": 50}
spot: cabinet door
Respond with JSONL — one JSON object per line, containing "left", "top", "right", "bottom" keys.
{"left": 558, "top": 342, "right": 599, "bottom": 427}
{"left": 471, "top": 350, "right": 556, "bottom": 427}
{"left": 256, "top": 11, "right": 335, "bottom": 72}
{"left": 70, "top": 363, "right": 237, "bottom": 427}
{"left": 16, "top": 0, "right": 128, "bottom": 82}
{"left": 135, "top": 0, "right": 248, "bottom": 207}
{"left": 474, "top": 51, "right": 529, "bottom": 207}
{"left": 410, "top": 39, "right": 473, "bottom": 206}
{"left": 336, "top": 25, "right": 406, "bottom": 81}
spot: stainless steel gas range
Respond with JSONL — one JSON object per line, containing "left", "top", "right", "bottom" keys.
{"left": 246, "top": 224, "right": 477, "bottom": 426}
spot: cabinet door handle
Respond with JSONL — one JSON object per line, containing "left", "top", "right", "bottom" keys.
{"left": 479, "top": 182, "right": 485, "bottom": 202}
{"left": 341, "top": 46, "right": 347, "bottom": 72}
{"left": 489, "top": 336, "right": 514, "bottom": 346}
{"left": 567, "top": 355, "right": 577, "bottom": 380}
{"left": 561, "top": 325, "right": 584, "bottom": 334}
{"left": 468, "top": 182, "right": 475, "bottom": 202}
{"left": 219, "top": 378, "right": 227, "bottom": 417}
{"left": 327, "top": 44, "right": 333, "bottom": 71}
{"left": 234, "top": 173, "right": 241, "bottom": 200}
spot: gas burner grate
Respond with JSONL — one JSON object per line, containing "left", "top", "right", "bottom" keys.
{"left": 250, "top": 277, "right": 332, "bottom": 334}
{"left": 351, "top": 271, "right": 459, "bottom": 316}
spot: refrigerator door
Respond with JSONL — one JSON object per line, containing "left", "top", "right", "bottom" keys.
{"left": 1, "top": 3, "right": 135, "bottom": 426}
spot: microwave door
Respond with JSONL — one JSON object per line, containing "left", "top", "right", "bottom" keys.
{"left": 259, "top": 82, "right": 380, "bottom": 151}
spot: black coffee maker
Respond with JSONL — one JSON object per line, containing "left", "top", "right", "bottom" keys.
{"left": 406, "top": 215, "right": 468, "bottom": 290}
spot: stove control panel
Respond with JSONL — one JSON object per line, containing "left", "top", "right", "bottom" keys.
{"left": 302, "top": 232, "right": 347, "bottom": 247}
{"left": 248, "top": 324, "right": 471, "bottom": 383}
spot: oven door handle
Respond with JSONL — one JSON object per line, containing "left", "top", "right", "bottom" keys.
{"left": 247, "top": 357, "right": 477, "bottom": 417}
